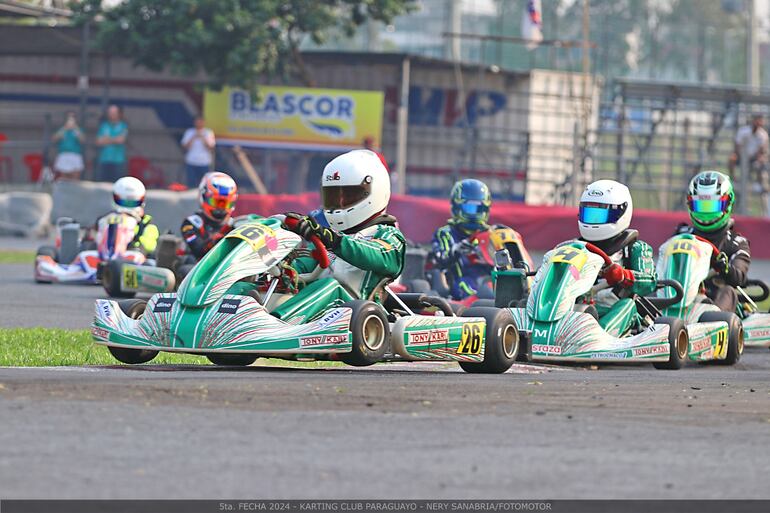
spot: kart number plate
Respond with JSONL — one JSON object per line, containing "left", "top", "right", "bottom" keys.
{"left": 122, "top": 266, "right": 138, "bottom": 289}
{"left": 667, "top": 240, "right": 699, "bottom": 257}
{"left": 714, "top": 328, "right": 728, "bottom": 359}
{"left": 458, "top": 322, "right": 484, "bottom": 355}
{"left": 226, "top": 224, "right": 275, "bottom": 252}
{"left": 550, "top": 247, "right": 588, "bottom": 270}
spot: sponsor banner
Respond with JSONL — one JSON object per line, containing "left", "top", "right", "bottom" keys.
{"left": 746, "top": 328, "right": 770, "bottom": 340}
{"left": 407, "top": 329, "right": 449, "bottom": 345}
{"left": 204, "top": 86, "right": 384, "bottom": 151}
{"left": 300, "top": 333, "right": 350, "bottom": 347}
{"left": 531, "top": 344, "right": 562, "bottom": 355}
{"left": 632, "top": 344, "right": 668, "bottom": 357}
{"left": 690, "top": 338, "right": 711, "bottom": 353}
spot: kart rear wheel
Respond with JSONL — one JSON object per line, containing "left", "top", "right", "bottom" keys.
{"left": 458, "top": 306, "right": 519, "bottom": 374}
{"left": 103, "top": 260, "right": 136, "bottom": 298}
{"left": 206, "top": 354, "right": 258, "bottom": 366}
{"left": 698, "top": 311, "right": 743, "bottom": 365}
{"left": 340, "top": 300, "right": 390, "bottom": 367}
{"left": 652, "top": 317, "right": 688, "bottom": 370}
{"left": 108, "top": 299, "right": 158, "bottom": 365}
{"left": 36, "top": 245, "right": 58, "bottom": 260}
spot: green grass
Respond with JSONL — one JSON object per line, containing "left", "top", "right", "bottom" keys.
{"left": 0, "top": 327, "right": 345, "bottom": 368}
{"left": 0, "top": 251, "right": 35, "bottom": 264}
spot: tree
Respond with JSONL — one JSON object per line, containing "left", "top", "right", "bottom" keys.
{"left": 71, "top": 0, "right": 415, "bottom": 91}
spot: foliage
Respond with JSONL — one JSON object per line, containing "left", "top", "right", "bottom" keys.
{"left": 70, "top": 0, "right": 415, "bottom": 91}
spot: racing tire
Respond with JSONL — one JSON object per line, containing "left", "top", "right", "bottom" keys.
{"left": 206, "top": 354, "right": 258, "bottom": 366}
{"left": 404, "top": 279, "right": 431, "bottom": 294}
{"left": 698, "top": 311, "right": 743, "bottom": 365}
{"left": 471, "top": 299, "right": 496, "bottom": 308}
{"left": 652, "top": 317, "right": 688, "bottom": 370}
{"left": 102, "top": 260, "right": 136, "bottom": 298}
{"left": 108, "top": 299, "right": 158, "bottom": 364}
{"left": 340, "top": 300, "right": 390, "bottom": 367}
{"left": 458, "top": 307, "right": 519, "bottom": 374}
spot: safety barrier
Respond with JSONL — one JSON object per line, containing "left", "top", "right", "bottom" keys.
{"left": 0, "top": 190, "right": 52, "bottom": 236}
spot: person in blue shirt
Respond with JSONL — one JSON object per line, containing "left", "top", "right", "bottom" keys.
{"left": 96, "top": 105, "right": 128, "bottom": 182}
{"left": 52, "top": 111, "right": 85, "bottom": 180}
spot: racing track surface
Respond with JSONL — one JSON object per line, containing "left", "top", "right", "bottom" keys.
{"left": 2, "top": 260, "right": 770, "bottom": 499}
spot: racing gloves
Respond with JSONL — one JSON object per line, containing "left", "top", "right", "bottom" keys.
{"left": 604, "top": 263, "right": 635, "bottom": 288}
{"left": 283, "top": 213, "right": 342, "bottom": 250}
{"left": 712, "top": 251, "right": 730, "bottom": 277}
{"left": 450, "top": 239, "right": 477, "bottom": 260}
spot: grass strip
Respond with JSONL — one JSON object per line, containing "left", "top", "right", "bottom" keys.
{"left": 0, "top": 327, "right": 344, "bottom": 368}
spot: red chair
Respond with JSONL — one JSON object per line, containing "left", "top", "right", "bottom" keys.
{"left": 128, "top": 156, "right": 165, "bottom": 188}
{"left": 0, "top": 133, "right": 13, "bottom": 182}
{"left": 23, "top": 153, "right": 44, "bottom": 182}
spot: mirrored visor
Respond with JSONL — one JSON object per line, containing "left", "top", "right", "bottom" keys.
{"left": 322, "top": 183, "right": 371, "bottom": 210}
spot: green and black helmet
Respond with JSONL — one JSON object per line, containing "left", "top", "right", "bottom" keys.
{"left": 686, "top": 171, "right": 735, "bottom": 232}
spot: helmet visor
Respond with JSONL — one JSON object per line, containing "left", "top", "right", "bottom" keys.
{"left": 461, "top": 201, "right": 483, "bottom": 215}
{"left": 689, "top": 195, "right": 729, "bottom": 214}
{"left": 205, "top": 195, "right": 235, "bottom": 212}
{"left": 579, "top": 203, "right": 625, "bottom": 225}
{"left": 322, "top": 183, "right": 371, "bottom": 210}
{"left": 114, "top": 194, "right": 143, "bottom": 209}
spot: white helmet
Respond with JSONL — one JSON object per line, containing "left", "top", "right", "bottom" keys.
{"left": 112, "top": 176, "right": 146, "bottom": 217}
{"left": 321, "top": 149, "right": 390, "bottom": 232}
{"left": 578, "top": 179, "right": 633, "bottom": 242}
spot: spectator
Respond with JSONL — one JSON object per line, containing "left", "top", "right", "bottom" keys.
{"left": 96, "top": 105, "right": 128, "bottom": 182}
{"left": 52, "top": 111, "right": 84, "bottom": 181}
{"left": 181, "top": 116, "right": 215, "bottom": 186}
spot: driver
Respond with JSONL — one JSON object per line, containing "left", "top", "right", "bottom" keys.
{"left": 577, "top": 179, "right": 656, "bottom": 334}
{"left": 180, "top": 172, "right": 238, "bottom": 260}
{"left": 275, "top": 149, "right": 405, "bottom": 322}
{"left": 94, "top": 176, "right": 159, "bottom": 255}
{"left": 674, "top": 170, "right": 750, "bottom": 312}
{"left": 430, "top": 178, "right": 495, "bottom": 300}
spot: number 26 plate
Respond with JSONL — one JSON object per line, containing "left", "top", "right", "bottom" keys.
{"left": 458, "top": 322, "right": 485, "bottom": 355}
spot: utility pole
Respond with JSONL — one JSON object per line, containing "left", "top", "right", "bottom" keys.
{"left": 747, "top": 0, "right": 759, "bottom": 90}
{"left": 446, "top": 0, "right": 461, "bottom": 61}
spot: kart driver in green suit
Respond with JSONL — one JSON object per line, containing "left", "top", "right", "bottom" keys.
{"left": 577, "top": 179, "right": 657, "bottom": 336}
{"left": 274, "top": 149, "right": 406, "bottom": 323}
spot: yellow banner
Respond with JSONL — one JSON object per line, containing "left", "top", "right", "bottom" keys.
{"left": 204, "top": 86, "right": 384, "bottom": 151}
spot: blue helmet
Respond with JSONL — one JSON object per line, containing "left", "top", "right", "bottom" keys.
{"left": 450, "top": 179, "right": 491, "bottom": 229}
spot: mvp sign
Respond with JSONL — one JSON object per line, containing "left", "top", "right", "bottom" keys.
{"left": 204, "top": 86, "right": 384, "bottom": 151}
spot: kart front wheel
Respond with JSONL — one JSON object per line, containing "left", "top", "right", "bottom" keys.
{"left": 108, "top": 300, "right": 158, "bottom": 365}
{"left": 340, "top": 300, "right": 390, "bottom": 367}
{"left": 102, "top": 260, "right": 136, "bottom": 298}
{"left": 653, "top": 317, "right": 688, "bottom": 370}
{"left": 458, "top": 307, "right": 519, "bottom": 374}
{"left": 698, "top": 311, "right": 743, "bottom": 365}
{"left": 206, "top": 354, "right": 258, "bottom": 366}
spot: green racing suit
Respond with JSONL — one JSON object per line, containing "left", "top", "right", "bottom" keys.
{"left": 272, "top": 215, "right": 406, "bottom": 323}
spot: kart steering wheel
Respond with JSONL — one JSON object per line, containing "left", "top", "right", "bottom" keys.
{"left": 584, "top": 242, "right": 613, "bottom": 266}
{"left": 282, "top": 216, "right": 331, "bottom": 269}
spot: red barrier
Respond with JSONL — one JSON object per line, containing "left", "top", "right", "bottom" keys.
{"left": 235, "top": 193, "right": 770, "bottom": 258}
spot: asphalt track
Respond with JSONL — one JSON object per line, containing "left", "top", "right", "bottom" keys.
{"left": 2, "top": 261, "right": 770, "bottom": 499}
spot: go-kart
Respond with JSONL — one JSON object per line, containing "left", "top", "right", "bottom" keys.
{"left": 35, "top": 214, "right": 175, "bottom": 298}
{"left": 657, "top": 233, "right": 770, "bottom": 356}
{"left": 406, "top": 225, "right": 534, "bottom": 307}
{"left": 91, "top": 217, "right": 520, "bottom": 373}
{"left": 498, "top": 238, "right": 690, "bottom": 369}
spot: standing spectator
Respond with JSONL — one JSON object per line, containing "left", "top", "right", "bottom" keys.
{"left": 181, "top": 116, "right": 216, "bottom": 186}
{"left": 52, "top": 111, "right": 84, "bottom": 181}
{"left": 96, "top": 105, "right": 128, "bottom": 182}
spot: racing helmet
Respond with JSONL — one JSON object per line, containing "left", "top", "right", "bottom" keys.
{"left": 112, "top": 176, "right": 146, "bottom": 217}
{"left": 321, "top": 149, "right": 390, "bottom": 232}
{"left": 450, "top": 179, "right": 492, "bottom": 229}
{"left": 686, "top": 170, "right": 734, "bottom": 232}
{"left": 578, "top": 180, "right": 633, "bottom": 242}
{"left": 199, "top": 172, "right": 238, "bottom": 221}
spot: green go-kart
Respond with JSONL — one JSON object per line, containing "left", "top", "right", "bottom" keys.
{"left": 656, "top": 233, "right": 770, "bottom": 361}
{"left": 91, "top": 217, "right": 519, "bottom": 373}
{"left": 493, "top": 236, "right": 690, "bottom": 369}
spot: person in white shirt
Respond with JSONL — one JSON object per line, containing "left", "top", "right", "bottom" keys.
{"left": 729, "top": 114, "right": 770, "bottom": 213}
{"left": 181, "top": 117, "right": 216, "bottom": 186}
